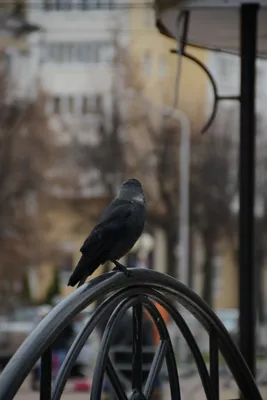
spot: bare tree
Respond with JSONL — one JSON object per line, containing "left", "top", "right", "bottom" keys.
{"left": 190, "top": 128, "right": 236, "bottom": 307}
{"left": 0, "top": 68, "right": 59, "bottom": 306}
{"left": 72, "top": 87, "right": 181, "bottom": 277}
{"left": 67, "top": 43, "right": 237, "bottom": 287}
{"left": 63, "top": 38, "right": 182, "bottom": 277}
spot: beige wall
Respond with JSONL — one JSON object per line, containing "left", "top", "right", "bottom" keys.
{"left": 129, "top": 2, "right": 208, "bottom": 127}
{"left": 32, "top": 196, "right": 109, "bottom": 301}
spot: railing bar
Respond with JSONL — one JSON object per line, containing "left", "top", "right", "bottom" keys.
{"left": 52, "top": 287, "right": 147, "bottom": 400}
{"left": 143, "top": 301, "right": 181, "bottom": 400}
{"left": 105, "top": 356, "right": 128, "bottom": 400}
{"left": 0, "top": 269, "right": 262, "bottom": 400}
{"left": 110, "top": 346, "right": 156, "bottom": 353}
{"left": 146, "top": 289, "right": 214, "bottom": 400}
{"left": 106, "top": 364, "right": 154, "bottom": 371}
{"left": 132, "top": 304, "right": 143, "bottom": 391}
{"left": 40, "top": 346, "right": 52, "bottom": 400}
{"left": 90, "top": 296, "right": 141, "bottom": 400}
{"left": 144, "top": 340, "right": 168, "bottom": 398}
{"left": 210, "top": 333, "right": 219, "bottom": 400}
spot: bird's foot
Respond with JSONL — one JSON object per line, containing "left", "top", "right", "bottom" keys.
{"left": 112, "top": 261, "right": 132, "bottom": 277}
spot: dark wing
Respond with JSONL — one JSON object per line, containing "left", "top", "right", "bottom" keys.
{"left": 99, "top": 198, "right": 131, "bottom": 223}
{"left": 80, "top": 204, "right": 132, "bottom": 262}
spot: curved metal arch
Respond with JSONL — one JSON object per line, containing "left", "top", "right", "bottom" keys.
{"left": 52, "top": 286, "right": 147, "bottom": 399}
{"left": 142, "top": 299, "right": 178, "bottom": 399}
{"left": 91, "top": 296, "right": 140, "bottom": 400}
{"left": 144, "top": 288, "right": 215, "bottom": 400}
{"left": 0, "top": 268, "right": 263, "bottom": 400}
{"left": 91, "top": 294, "right": 181, "bottom": 400}
{"left": 170, "top": 48, "right": 240, "bottom": 134}
{"left": 53, "top": 285, "right": 212, "bottom": 400}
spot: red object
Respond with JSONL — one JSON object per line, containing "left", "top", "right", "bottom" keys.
{"left": 74, "top": 380, "right": 91, "bottom": 392}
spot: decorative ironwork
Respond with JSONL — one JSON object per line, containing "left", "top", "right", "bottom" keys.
{"left": 0, "top": 268, "right": 263, "bottom": 399}
{"left": 170, "top": 48, "right": 240, "bottom": 133}
{"left": 170, "top": 9, "right": 240, "bottom": 134}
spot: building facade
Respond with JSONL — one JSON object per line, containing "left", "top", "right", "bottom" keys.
{"left": 27, "top": 0, "right": 130, "bottom": 142}
{"left": 23, "top": 1, "right": 131, "bottom": 298}
{"left": 129, "top": 0, "right": 208, "bottom": 127}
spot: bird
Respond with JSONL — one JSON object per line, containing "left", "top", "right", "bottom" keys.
{"left": 67, "top": 178, "right": 146, "bottom": 287}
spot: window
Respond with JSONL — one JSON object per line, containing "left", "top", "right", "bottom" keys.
{"left": 81, "top": 97, "right": 88, "bottom": 114}
{"left": 218, "top": 54, "right": 229, "bottom": 78}
{"left": 54, "top": 97, "right": 60, "bottom": 114}
{"left": 71, "top": 0, "right": 83, "bottom": 9}
{"left": 43, "top": 0, "right": 53, "bottom": 10}
{"left": 51, "top": 95, "right": 101, "bottom": 115}
{"left": 42, "top": 0, "right": 114, "bottom": 10}
{"left": 96, "top": 94, "right": 103, "bottom": 111}
{"left": 97, "top": 42, "right": 114, "bottom": 63}
{"left": 82, "top": 96, "right": 101, "bottom": 114}
{"left": 86, "top": 0, "right": 99, "bottom": 9}
{"left": 87, "top": 43, "right": 97, "bottom": 63}
{"left": 54, "top": 95, "right": 97, "bottom": 115}
{"left": 62, "top": 43, "right": 73, "bottom": 63}
{"left": 45, "top": 41, "right": 112, "bottom": 64}
{"left": 143, "top": 50, "right": 152, "bottom": 76}
{"left": 68, "top": 96, "right": 74, "bottom": 113}
{"left": 159, "top": 56, "right": 167, "bottom": 79}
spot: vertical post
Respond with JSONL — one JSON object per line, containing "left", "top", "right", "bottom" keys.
{"left": 40, "top": 346, "right": 52, "bottom": 400}
{"left": 178, "top": 113, "right": 190, "bottom": 365}
{"left": 239, "top": 2, "right": 259, "bottom": 377}
{"left": 179, "top": 120, "right": 190, "bottom": 288}
{"left": 132, "top": 304, "right": 143, "bottom": 392}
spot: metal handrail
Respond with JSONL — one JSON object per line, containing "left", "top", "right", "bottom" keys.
{"left": 0, "top": 268, "right": 263, "bottom": 400}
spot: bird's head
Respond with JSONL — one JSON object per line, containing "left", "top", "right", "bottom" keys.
{"left": 118, "top": 178, "right": 145, "bottom": 204}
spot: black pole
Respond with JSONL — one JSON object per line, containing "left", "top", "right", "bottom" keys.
{"left": 239, "top": 3, "right": 259, "bottom": 377}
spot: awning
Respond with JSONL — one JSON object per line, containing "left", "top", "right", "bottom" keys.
{"left": 154, "top": 0, "right": 267, "bottom": 57}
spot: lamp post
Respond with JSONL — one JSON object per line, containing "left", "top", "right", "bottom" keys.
{"left": 231, "top": 193, "right": 265, "bottom": 345}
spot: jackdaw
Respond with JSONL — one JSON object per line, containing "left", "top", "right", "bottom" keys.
{"left": 67, "top": 178, "right": 146, "bottom": 287}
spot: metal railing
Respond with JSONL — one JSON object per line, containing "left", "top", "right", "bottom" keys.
{"left": 0, "top": 268, "right": 263, "bottom": 399}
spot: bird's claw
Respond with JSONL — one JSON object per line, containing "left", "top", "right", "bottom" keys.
{"left": 124, "top": 269, "right": 132, "bottom": 278}
{"left": 113, "top": 263, "right": 132, "bottom": 278}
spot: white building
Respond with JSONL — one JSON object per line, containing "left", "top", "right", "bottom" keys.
{"left": 25, "top": 0, "right": 130, "bottom": 143}
{"left": 13, "top": 0, "right": 130, "bottom": 196}
{"left": 207, "top": 51, "right": 267, "bottom": 132}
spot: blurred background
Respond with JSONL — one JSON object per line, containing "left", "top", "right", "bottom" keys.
{"left": 0, "top": 0, "right": 267, "bottom": 398}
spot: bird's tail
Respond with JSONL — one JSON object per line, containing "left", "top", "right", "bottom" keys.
{"left": 67, "top": 255, "right": 88, "bottom": 287}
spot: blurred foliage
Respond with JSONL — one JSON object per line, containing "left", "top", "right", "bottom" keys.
{"left": 190, "top": 130, "right": 236, "bottom": 306}
{"left": 0, "top": 61, "right": 61, "bottom": 302}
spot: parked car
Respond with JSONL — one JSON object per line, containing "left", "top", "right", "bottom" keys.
{"left": 215, "top": 308, "right": 239, "bottom": 340}
{"left": 0, "top": 306, "right": 39, "bottom": 368}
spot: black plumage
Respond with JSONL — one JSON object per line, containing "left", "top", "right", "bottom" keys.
{"left": 68, "top": 178, "right": 146, "bottom": 287}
